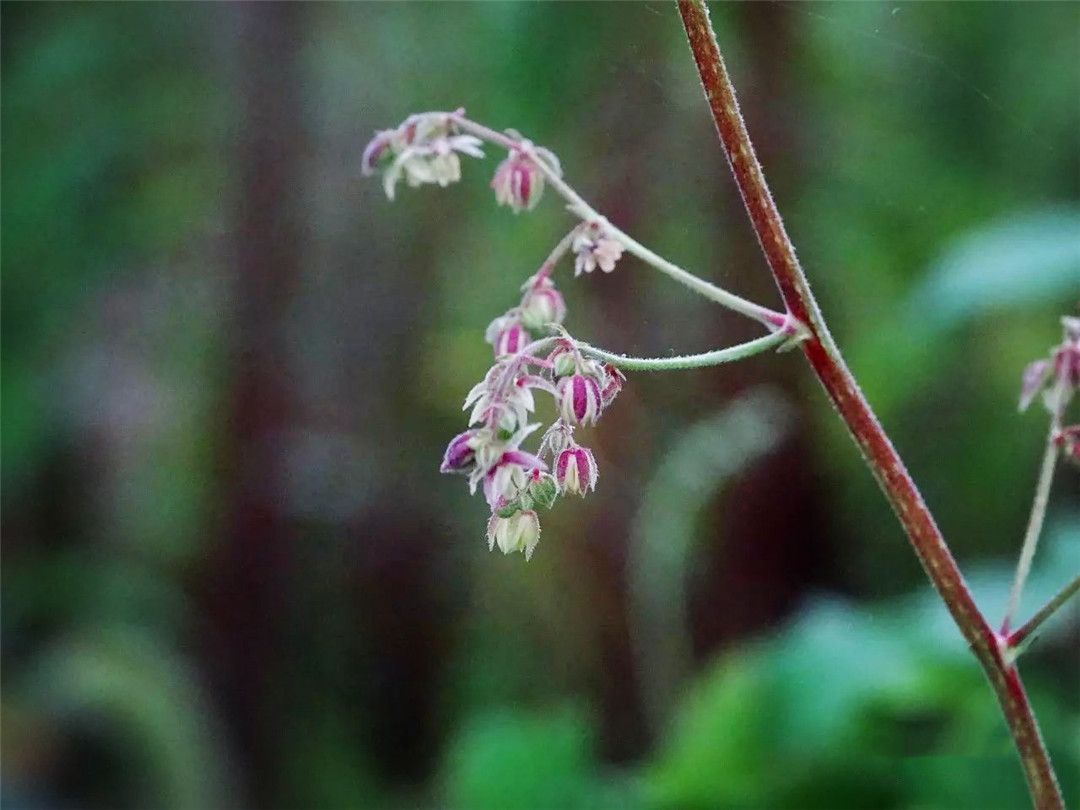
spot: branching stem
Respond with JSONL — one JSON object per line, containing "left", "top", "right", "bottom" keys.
{"left": 1006, "top": 572, "right": 1080, "bottom": 662}
{"left": 1003, "top": 416, "right": 1061, "bottom": 635}
{"left": 676, "top": 2, "right": 1063, "bottom": 808}
{"left": 451, "top": 113, "right": 790, "bottom": 332}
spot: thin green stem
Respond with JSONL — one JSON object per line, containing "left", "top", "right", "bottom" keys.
{"left": 1002, "top": 418, "right": 1061, "bottom": 635}
{"left": 529, "top": 226, "right": 580, "bottom": 284}
{"left": 451, "top": 113, "right": 789, "bottom": 332}
{"left": 1006, "top": 572, "right": 1080, "bottom": 662}
{"left": 578, "top": 330, "right": 787, "bottom": 371}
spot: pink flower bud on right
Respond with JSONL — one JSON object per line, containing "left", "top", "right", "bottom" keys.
{"left": 1020, "top": 316, "right": 1080, "bottom": 414}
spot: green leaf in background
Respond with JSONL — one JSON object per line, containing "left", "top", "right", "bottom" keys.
{"left": 643, "top": 653, "right": 776, "bottom": 809}
{"left": 439, "top": 704, "right": 628, "bottom": 810}
{"left": 13, "top": 626, "right": 235, "bottom": 810}
{"left": 643, "top": 518, "right": 1080, "bottom": 810}
{"left": 629, "top": 388, "right": 794, "bottom": 734}
{"left": 906, "top": 208, "right": 1080, "bottom": 331}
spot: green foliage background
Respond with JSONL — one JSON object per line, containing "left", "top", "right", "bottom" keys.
{"left": 3, "top": 3, "right": 1078, "bottom": 808}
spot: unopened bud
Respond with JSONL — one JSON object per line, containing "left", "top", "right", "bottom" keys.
{"left": 440, "top": 429, "right": 480, "bottom": 474}
{"left": 528, "top": 471, "right": 559, "bottom": 509}
{"left": 556, "top": 374, "right": 602, "bottom": 426}
{"left": 555, "top": 446, "right": 598, "bottom": 497}
{"left": 519, "top": 284, "right": 567, "bottom": 332}
{"left": 491, "top": 151, "right": 544, "bottom": 213}
{"left": 599, "top": 363, "right": 626, "bottom": 408}
{"left": 494, "top": 323, "right": 531, "bottom": 357}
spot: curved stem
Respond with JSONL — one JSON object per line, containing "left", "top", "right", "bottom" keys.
{"left": 451, "top": 114, "right": 788, "bottom": 331}
{"left": 676, "top": 3, "right": 1063, "bottom": 808}
{"left": 1003, "top": 419, "right": 1061, "bottom": 634}
{"left": 578, "top": 330, "right": 787, "bottom": 371}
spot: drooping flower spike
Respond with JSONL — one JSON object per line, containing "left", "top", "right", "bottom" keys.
{"left": 436, "top": 261, "right": 620, "bottom": 556}
{"left": 362, "top": 111, "right": 638, "bottom": 559}
{"left": 364, "top": 110, "right": 804, "bottom": 559}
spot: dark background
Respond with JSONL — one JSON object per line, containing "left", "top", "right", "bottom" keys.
{"left": 3, "top": 3, "right": 1078, "bottom": 808}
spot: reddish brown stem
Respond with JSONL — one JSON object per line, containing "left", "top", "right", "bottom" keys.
{"left": 676, "top": 2, "right": 1063, "bottom": 808}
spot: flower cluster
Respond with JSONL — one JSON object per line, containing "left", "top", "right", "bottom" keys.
{"left": 362, "top": 112, "right": 628, "bottom": 559}
{"left": 439, "top": 273, "right": 624, "bottom": 559}
{"left": 362, "top": 112, "right": 566, "bottom": 219}
{"left": 1020, "top": 315, "right": 1080, "bottom": 465}
{"left": 362, "top": 112, "right": 484, "bottom": 200}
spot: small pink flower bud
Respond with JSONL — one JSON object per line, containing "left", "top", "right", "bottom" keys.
{"left": 1021, "top": 316, "right": 1080, "bottom": 414}
{"left": 519, "top": 283, "right": 567, "bottom": 331}
{"left": 493, "top": 323, "right": 531, "bottom": 357}
{"left": 598, "top": 363, "right": 626, "bottom": 408}
{"left": 1056, "top": 425, "right": 1080, "bottom": 467}
{"left": 491, "top": 151, "right": 544, "bottom": 213}
{"left": 361, "top": 130, "right": 396, "bottom": 174}
{"left": 555, "top": 446, "right": 598, "bottom": 497}
{"left": 486, "top": 509, "right": 541, "bottom": 560}
{"left": 556, "top": 374, "right": 602, "bottom": 426}
{"left": 440, "top": 429, "right": 480, "bottom": 474}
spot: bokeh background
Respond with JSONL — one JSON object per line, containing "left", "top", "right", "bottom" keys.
{"left": 3, "top": 2, "right": 1079, "bottom": 808}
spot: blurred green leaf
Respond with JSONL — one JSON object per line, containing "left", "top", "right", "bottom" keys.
{"left": 18, "top": 626, "right": 234, "bottom": 810}
{"left": 440, "top": 704, "right": 627, "bottom": 810}
{"left": 629, "top": 388, "right": 794, "bottom": 732}
{"left": 906, "top": 208, "right": 1080, "bottom": 331}
{"left": 644, "top": 653, "right": 775, "bottom": 809}
{"left": 644, "top": 521, "right": 1080, "bottom": 809}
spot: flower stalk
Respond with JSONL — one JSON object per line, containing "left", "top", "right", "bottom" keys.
{"left": 676, "top": 1, "right": 1063, "bottom": 807}
{"left": 577, "top": 330, "right": 789, "bottom": 372}
{"left": 1002, "top": 419, "right": 1061, "bottom": 636}
{"left": 1006, "top": 573, "right": 1080, "bottom": 661}
{"left": 450, "top": 113, "right": 790, "bottom": 331}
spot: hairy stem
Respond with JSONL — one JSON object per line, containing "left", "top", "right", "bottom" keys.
{"left": 579, "top": 330, "right": 788, "bottom": 371}
{"left": 451, "top": 113, "right": 788, "bottom": 331}
{"left": 532, "top": 227, "right": 580, "bottom": 281}
{"left": 1007, "top": 572, "right": 1080, "bottom": 662}
{"left": 1003, "top": 419, "right": 1061, "bottom": 634}
{"left": 676, "top": 2, "right": 1063, "bottom": 808}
